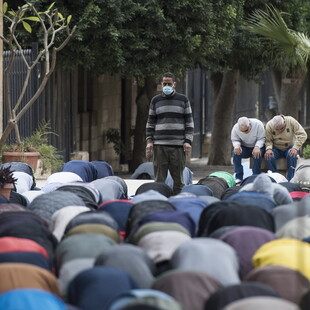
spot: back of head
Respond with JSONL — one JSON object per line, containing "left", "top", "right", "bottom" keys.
{"left": 135, "top": 182, "right": 173, "bottom": 198}
{"left": 181, "top": 184, "right": 214, "bottom": 197}
{"left": 197, "top": 176, "right": 228, "bottom": 199}
{"left": 125, "top": 200, "right": 176, "bottom": 242}
{"left": 204, "top": 282, "right": 279, "bottom": 310}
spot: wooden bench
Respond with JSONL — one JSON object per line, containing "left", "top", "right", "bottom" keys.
{"left": 249, "top": 157, "right": 288, "bottom": 177}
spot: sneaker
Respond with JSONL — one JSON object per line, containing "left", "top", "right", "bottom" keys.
{"left": 235, "top": 179, "right": 242, "bottom": 185}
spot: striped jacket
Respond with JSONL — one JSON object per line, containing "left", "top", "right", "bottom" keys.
{"left": 146, "top": 92, "right": 194, "bottom": 146}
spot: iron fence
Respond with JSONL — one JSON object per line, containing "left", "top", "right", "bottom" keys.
{"left": 3, "top": 43, "right": 74, "bottom": 162}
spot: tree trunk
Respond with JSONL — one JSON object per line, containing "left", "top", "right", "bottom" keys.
{"left": 279, "top": 69, "right": 306, "bottom": 120}
{"left": 130, "top": 76, "right": 157, "bottom": 172}
{"left": 207, "top": 70, "right": 240, "bottom": 166}
{"left": 121, "top": 77, "right": 133, "bottom": 164}
{"left": 271, "top": 67, "right": 306, "bottom": 120}
{"left": 270, "top": 68, "right": 282, "bottom": 104}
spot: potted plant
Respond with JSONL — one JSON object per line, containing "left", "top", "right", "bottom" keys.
{"left": 1, "top": 122, "right": 64, "bottom": 174}
{"left": 302, "top": 144, "right": 310, "bottom": 160}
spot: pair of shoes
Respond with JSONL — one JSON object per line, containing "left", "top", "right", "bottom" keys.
{"left": 235, "top": 179, "right": 242, "bottom": 185}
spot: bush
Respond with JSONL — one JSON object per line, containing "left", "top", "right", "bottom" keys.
{"left": 302, "top": 144, "right": 310, "bottom": 159}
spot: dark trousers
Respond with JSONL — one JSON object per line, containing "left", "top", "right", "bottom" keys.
{"left": 233, "top": 146, "right": 264, "bottom": 180}
{"left": 153, "top": 145, "right": 185, "bottom": 195}
{"left": 265, "top": 147, "right": 298, "bottom": 181}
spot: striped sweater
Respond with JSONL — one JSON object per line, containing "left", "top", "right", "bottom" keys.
{"left": 146, "top": 92, "right": 194, "bottom": 146}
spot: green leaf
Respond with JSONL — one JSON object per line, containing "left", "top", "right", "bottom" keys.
{"left": 67, "top": 15, "right": 72, "bottom": 24}
{"left": 58, "top": 12, "right": 63, "bottom": 19}
{"left": 23, "top": 16, "right": 41, "bottom": 22}
{"left": 8, "top": 10, "right": 16, "bottom": 16}
{"left": 22, "top": 21, "right": 32, "bottom": 33}
{"left": 246, "top": 5, "right": 310, "bottom": 71}
{"left": 3, "top": 2, "right": 8, "bottom": 14}
{"left": 47, "top": 2, "right": 55, "bottom": 12}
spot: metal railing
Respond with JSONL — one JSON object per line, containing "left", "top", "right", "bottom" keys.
{"left": 3, "top": 43, "right": 73, "bottom": 162}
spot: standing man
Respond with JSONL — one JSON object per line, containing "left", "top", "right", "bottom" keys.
{"left": 145, "top": 72, "right": 194, "bottom": 195}
{"left": 264, "top": 114, "right": 307, "bottom": 181}
{"left": 231, "top": 117, "right": 265, "bottom": 183}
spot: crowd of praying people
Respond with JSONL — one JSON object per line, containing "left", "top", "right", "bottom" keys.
{"left": 0, "top": 157, "right": 310, "bottom": 309}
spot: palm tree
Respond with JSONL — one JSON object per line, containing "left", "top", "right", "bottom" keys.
{"left": 246, "top": 5, "right": 310, "bottom": 119}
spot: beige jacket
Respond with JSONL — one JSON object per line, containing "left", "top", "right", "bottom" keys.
{"left": 265, "top": 115, "right": 307, "bottom": 151}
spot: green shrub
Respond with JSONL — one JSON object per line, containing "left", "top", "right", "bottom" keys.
{"left": 302, "top": 144, "right": 310, "bottom": 159}
{"left": 105, "top": 127, "right": 134, "bottom": 161}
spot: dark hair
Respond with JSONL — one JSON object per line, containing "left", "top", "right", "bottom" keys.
{"left": 0, "top": 166, "right": 17, "bottom": 188}
{"left": 163, "top": 72, "right": 175, "bottom": 81}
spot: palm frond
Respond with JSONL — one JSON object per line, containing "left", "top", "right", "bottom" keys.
{"left": 247, "top": 5, "right": 295, "bottom": 45}
{"left": 293, "top": 31, "right": 310, "bottom": 61}
{"left": 245, "top": 5, "right": 310, "bottom": 71}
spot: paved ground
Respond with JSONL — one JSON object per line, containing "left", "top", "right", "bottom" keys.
{"left": 116, "top": 157, "right": 250, "bottom": 182}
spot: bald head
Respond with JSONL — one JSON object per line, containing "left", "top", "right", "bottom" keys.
{"left": 238, "top": 117, "right": 250, "bottom": 133}
{"left": 272, "top": 115, "right": 285, "bottom": 130}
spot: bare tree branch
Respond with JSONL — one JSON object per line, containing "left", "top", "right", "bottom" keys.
{"left": 0, "top": 34, "right": 9, "bottom": 45}
{"left": 0, "top": 2, "right": 76, "bottom": 150}
{"left": 56, "top": 25, "right": 76, "bottom": 51}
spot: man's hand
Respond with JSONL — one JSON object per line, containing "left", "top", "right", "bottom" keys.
{"left": 183, "top": 142, "right": 192, "bottom": 159}
{"left": 252, "top": 146, "right": 261, "bottom": 159}
{"left": 146, "top": 142, "right": 153, "bottom": 159}
{"left": 233, "top": 146, "right": 242, "bottom": 155}
{"left": 288, "top": 147, "right": 298, "bottom": 157}
{"left": 264, "top": 149, "right": 274, "bottom": 160}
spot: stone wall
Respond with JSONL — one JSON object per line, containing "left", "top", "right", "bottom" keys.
{"left": 93, "top": 75, "right": 122, "bottom": 169}
{"left": 74, "top": 74, "right": 137, "bottom": 172}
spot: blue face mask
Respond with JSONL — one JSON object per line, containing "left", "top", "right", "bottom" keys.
{"left": 163, "top": 86, "right": 174, "bottom": 95}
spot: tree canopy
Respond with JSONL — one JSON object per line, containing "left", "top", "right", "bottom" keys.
{"left": 9, "top": 0, "right": 310, "bottom": 83}
{"left": 16, "top": 0, "right": 243, "bottom": 79}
